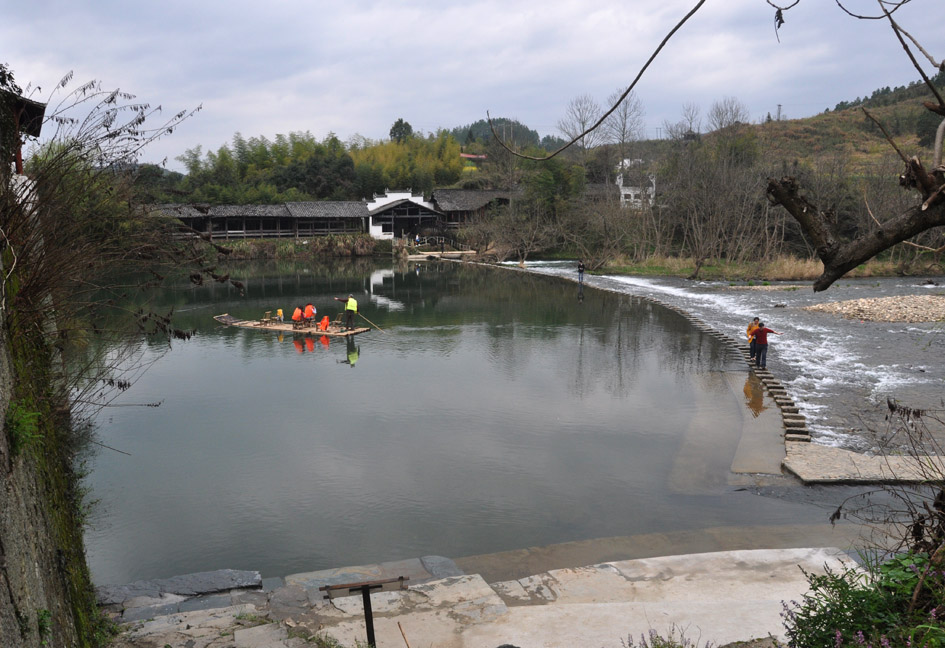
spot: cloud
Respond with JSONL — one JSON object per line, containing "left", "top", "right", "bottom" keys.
{"left": 3, "top": 0, "right": 944, "bottom": 169}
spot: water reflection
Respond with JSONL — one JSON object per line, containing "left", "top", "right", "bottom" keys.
{"left": 84, "top": 261, "right": 835, "bottom": 586}
{"left": 743, "top": 374, "right": 768, "bottom": 418}
{"left": 339, "top": 337, "right": 360, "bottom": 368}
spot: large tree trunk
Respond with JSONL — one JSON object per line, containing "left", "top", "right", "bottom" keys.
{"left": 767, "top": 156, "right": 945, "bottom": 291}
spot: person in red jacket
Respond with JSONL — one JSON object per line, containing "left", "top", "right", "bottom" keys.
{"left": 753, "top": 322, "right": 783, "bottom": 369}
{"left": 291, "top": 306, "right": 303, "bottom": 322}
{"left": 303, "top": 303, "right": 316, "bottom": 322}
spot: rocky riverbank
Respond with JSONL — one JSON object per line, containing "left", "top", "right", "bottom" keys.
{"left": 803, "top": 293, "right": 945, "bottom": 322}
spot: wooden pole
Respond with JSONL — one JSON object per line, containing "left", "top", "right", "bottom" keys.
{"left": 358, "top": 312, "right": 387, "bottom": 333}
{"left": 361, "top": 586, "right": 376, "bottom": 647}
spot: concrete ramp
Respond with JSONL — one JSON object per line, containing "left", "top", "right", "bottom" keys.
{"left": 311, "top": 548, "right": 851, "bottom": 648}
{"left": 110, "top": 548, "right": 854, "bottom": 648}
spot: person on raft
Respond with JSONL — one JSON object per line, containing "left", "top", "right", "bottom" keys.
{"left": 334, "top": 294, "right": 358, "bottom": 330}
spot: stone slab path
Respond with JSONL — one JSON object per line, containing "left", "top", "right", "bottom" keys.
{"left": 783, "top": 440, "right": 939, "bottom": 483}
{"left": 106, "top": 548, "right": 852, "bottom": 648}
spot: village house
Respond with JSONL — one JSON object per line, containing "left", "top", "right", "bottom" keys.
{"left": 152, "top": 188, "right": 515, "bottom": 240}
{"left": 615, "top": 158, "right": 656, "bottom": 209}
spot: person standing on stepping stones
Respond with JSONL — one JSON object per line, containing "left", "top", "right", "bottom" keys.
{"left": 746, "top": 317, "right": 761, "bottom": 363}
{"left": 753, "top": 322, "right": 783, "bottom": 369}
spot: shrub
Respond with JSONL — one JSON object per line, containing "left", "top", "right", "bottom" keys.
{"left": 783, "top": 556, "right": 945, "bottom": 647}
{"left": 5, "top": 400, "right": 43, "bottom": 456}
{"left": 782, "top": 565, "right": 898, "bottom": 647}
{"left": 621, "top": 626, "right": 711, "bottom": 648}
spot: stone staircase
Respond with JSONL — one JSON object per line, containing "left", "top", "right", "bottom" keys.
{"left": 104, "top": 547, "right": 852, "bottom": 648}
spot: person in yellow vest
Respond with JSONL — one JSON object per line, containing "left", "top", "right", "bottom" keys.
{"left": 334, "top": 293, "right": 358, "bottom": 330}
{"left": 746, "top": 317, "right": 760, "bottom": 363}
{"left": 276, "top": 308, "right": 284, "bottom": 322}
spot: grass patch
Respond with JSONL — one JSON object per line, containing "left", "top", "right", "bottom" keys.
{"left": 602, "top": 254, "right": 910, "bottom": 282}
{"left": 5, "top": 399, "right": 43, "bottom": 456}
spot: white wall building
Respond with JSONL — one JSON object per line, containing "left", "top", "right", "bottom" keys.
{"left": 615, "top": 158, "right": 656, "bottom": 210}
{"left": 365, "top": 190, "right": 442, "bottom": 239}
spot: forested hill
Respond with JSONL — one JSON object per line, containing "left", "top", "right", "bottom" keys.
{"left": 756, "top": 74, "right": 943, "bottom": 173}
{"left": 832, "top": 70, "right": 945, "bottom": 112}
{"left": 134, "top": 73, "right": 943, "bottom": 205}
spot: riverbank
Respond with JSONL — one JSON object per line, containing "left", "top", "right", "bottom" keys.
{"left": 597, "top": 254, "right": 933, "bottom": 283}
{"left": 103, "top": 543, "right": 860, "bottom": 648}
{"left": 803, "top": 293, "right": 945, "bottom": 322}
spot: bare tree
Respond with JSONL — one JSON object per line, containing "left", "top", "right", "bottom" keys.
{"left": 663, "top": 102, "right": 702, "bottom": 141}
{"left": 681, "top": 101, "right": 702, "bottom": 134}
{"left": 560, "top": 199, "right": 634, "bottom": 270}
{"left": 604, "top": 88, "right": 645, "bottom": 166}
{"left": 707, "top": 96, "right": 750, "bottom": 132}
{"left": 488, "top": 202, "right": 558, "bottom": 265}
{"left": 557, "top": 94, "right": 604, "bottom": 170}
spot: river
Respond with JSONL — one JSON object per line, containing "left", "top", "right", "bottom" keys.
{"left": 85, "top": 260, "right": 911, "bottom": 585}
{"left": 526, "top": 261, "right": 945, "bottom": 452}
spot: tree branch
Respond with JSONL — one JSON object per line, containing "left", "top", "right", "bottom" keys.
{"left": 488, "top": 0, "right": 707, "bottom": 161}
{"left": 768, "top": 176, "right": 945, "bottom": 291}
{"left": 889, "top": 21, "right": 943, "bottom": 71}
{"left": 881, "top": 2, "right": 945, "bottom": 110}
{"left": 834, "top": 0, "right": 911, "bottom": 20}
{"left": 862, "top": 107, "right": 909, "bottom": 163}
{"left": 766, "top": 176, "right": 840, "bottom": 264}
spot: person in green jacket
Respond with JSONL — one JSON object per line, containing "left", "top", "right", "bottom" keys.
{"left": 334, "top": 293, "right": 358, "bottom": 330}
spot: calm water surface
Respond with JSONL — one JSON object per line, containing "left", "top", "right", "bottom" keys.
{"left": 85, "top": 261, "right": 839, "bottom": 585}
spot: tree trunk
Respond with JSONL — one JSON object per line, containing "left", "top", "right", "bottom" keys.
{"left": 767, "top": 171, "right": 945, "bottom": 291}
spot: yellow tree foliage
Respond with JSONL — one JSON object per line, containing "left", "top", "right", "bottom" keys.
{"left": 351, "top": 130, "right": 464, "bottom": 194}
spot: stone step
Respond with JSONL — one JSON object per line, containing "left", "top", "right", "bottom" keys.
{"left": 785, "top": 433, "right": 811, "bottom": 442}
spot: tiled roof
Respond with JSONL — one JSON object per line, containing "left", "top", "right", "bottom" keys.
{"left": 207, "top": 204, "right": 291, "bottom": 218}
{"left": 285, "top": 202, "right": 370, "bottom": 219}
{"left": 147, "top": 204, "right": 207, "bottom": 218}
{"left": 431, "top": 189, "right": 514, "bottom": 212}
{"left": 368, "top": 198, "right": 442, "bottom": 216}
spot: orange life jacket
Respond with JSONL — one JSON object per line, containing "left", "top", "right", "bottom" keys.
{"left": 292, "top": 307, "right": 303, "bottom": 321}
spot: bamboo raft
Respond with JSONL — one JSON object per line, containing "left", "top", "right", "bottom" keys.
{"left": 213, "top": 314, "right": 370, "bottom": 337}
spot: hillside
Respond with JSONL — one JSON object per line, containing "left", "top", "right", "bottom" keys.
{"left": 755, "top": 98, "right": 937, "bottom": 173}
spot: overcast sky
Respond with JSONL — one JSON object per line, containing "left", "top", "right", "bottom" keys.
{"left": 4, "top": 0, "right": 943, "bottom": 172}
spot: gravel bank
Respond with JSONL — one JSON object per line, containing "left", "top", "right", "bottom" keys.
{"left": 803, "top": 294, "right": 945, "bottom": 322}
